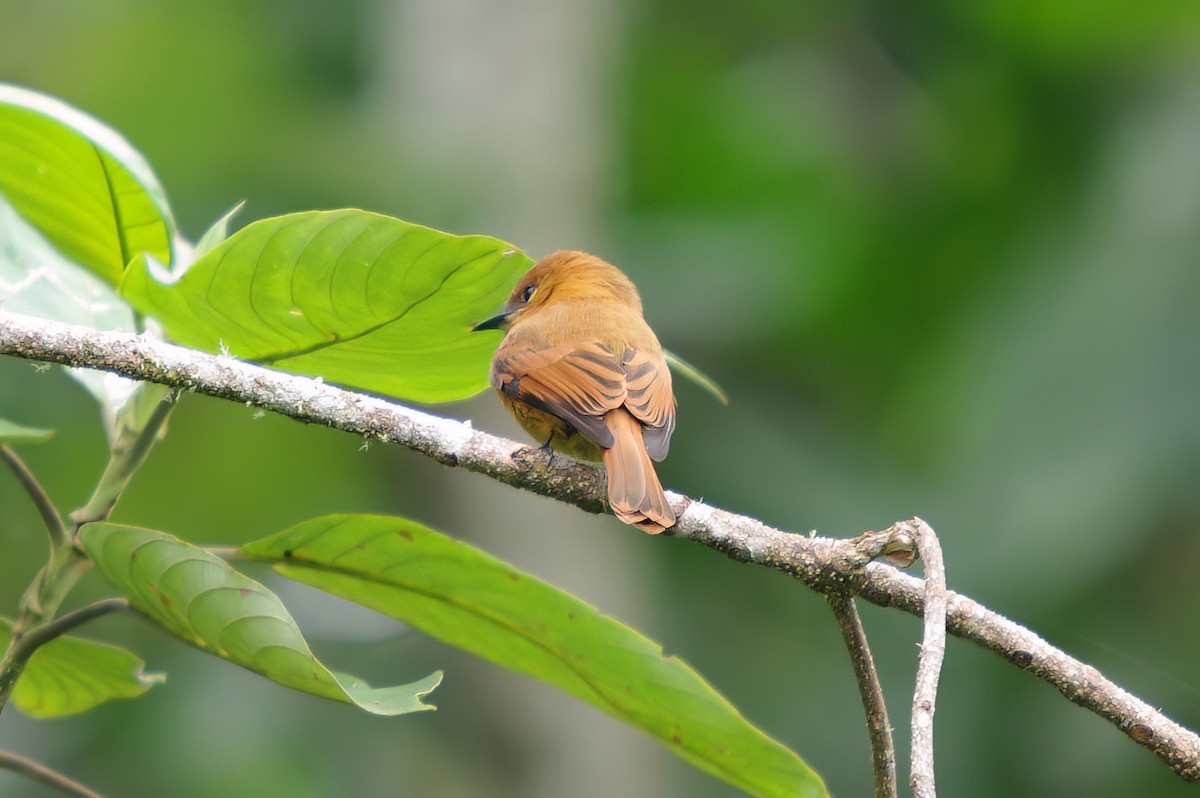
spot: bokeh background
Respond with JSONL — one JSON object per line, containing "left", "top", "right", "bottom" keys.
{"left": 2, "top": 2, "right": 1199, "bottom": 796}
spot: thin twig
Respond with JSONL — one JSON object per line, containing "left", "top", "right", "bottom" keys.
{"left": 907, "top": 518, "right": 947, "bottom": 798}
{"left": 0, "top": 749, "right": 106, "bottom": 798}
{"left": 0, "top": 443, "right": 67, "bottom": 548}
{"left": 1, "top": 312, "right": 1198, "bottom": 782}
{"left": 0, "top": 598, "right": 130, "bottom": 715}
{"left": 828, "top": 591, "right": 896, "bottom": 798}
{"left": 13, "top": 597, "right": 131, "bottom": 655}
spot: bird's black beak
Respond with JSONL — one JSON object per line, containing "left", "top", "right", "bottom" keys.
{"left": 472, "top": 310, "right": 511, "bottom": 332}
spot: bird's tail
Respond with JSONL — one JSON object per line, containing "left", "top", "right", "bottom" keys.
{"left": 602, "top": 410, "right": 675, "bottom": 534}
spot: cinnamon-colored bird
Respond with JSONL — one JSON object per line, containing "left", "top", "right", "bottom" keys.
{"left": 474, "top": 250, "right": 676, "bottom": 533}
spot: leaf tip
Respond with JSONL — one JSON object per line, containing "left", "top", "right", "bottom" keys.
{"left": 137, "top": 668, "right": 169, "bottom": 688}
{"left": 417, "top": 669, "right": 445, "bottom": 708}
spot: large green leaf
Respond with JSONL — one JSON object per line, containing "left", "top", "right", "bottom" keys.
{"left": 0, "top": 85, "right": 169, "bottom": 419}
{"left": 121, "top": 209, "right": 530, "bottom": 402}
{"left": 79, "top": 523, "right": 441, "bottom": 715}
{"left": 240, "top": 514, "right": 827, "bottom": 798}
{"left": 0, "top": 83, "right": 174, "bottom": 284}
{"left": 0, "top": 617, "right": 163, "bottom": 719}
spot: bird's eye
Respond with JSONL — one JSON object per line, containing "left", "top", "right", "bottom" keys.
{"left": 522, "top": 284, "right": 536, "bottom": 302}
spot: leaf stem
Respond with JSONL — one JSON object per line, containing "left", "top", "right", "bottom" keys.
{"left": 71, "top": 390, "right": 176, "bottom": 526}
{"left": 0, "top": 749, "right": 106, "bottom": 798}
{"left": 204, "top": 545, "right": 240, "bottom": 560}
{"left": 0, "top": 444, "right": 67, "bottom": 549}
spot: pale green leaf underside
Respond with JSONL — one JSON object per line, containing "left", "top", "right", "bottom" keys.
{"left": 0, "top": 418, "right": 54, "bottom": 445}
{"left": 0, "top": 617, "right": 163, "bottom": 719}
{"left": 0, "top": 83, "right": 173, "bottom": 285}
{"left": 240, "top": 514, "right": 827, "bottom": 798}
{"left": 0, "top": 200, "right": 143, "bottom": 412}
{"left": 121, "top": 209, "right": 530, "bottom": 403}
{"left": 79, "top": 523, "right": 440, "bottom": 715}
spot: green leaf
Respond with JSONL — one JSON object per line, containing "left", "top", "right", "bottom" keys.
{"left": 0, "top": 83, "right": 174, "bottom": 284}
{"left": 240, "top": 514, "right": 827, "bottom": 798}
{"left": 121, "top": 209, "right": 530, "bottom": 402}
{"left": 0, "top": 418, "right": 53, "bottom": 445}
{"left": 665, "top": 348, "right": 729, "bottom": 405}
{"left": 78, "top": 523, "right": 441, "bottom": 715}
{"left": 0, "top": 617, "right": 163, "bottom": 718}
{"left": 0, "top": 85, "right": 169, "bottom": 421}
{"left": 0, "top": 201, "right": 148, "bottom": 415}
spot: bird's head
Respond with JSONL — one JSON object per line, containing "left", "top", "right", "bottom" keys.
{"left": 473, "top": 250, "right": 643, "bottom": 332}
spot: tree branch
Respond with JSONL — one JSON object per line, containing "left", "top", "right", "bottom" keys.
{"left": 2, "top": 311, "right": 1198, "bottom": 782}
{"left": 828, "top": 591, "right": 896, "bottom": 798}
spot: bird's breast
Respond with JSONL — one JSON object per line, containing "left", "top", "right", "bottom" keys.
{"left": 498, "top": 391, "right": 604, "bottom": 462}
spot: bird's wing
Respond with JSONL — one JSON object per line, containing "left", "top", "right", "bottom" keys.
{"left": 621, "top": 347, "right": 675, "bottom": 461}
{"left": 492, "top": 341, "right": 626, "bottom": 449}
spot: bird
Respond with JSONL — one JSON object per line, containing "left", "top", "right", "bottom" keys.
{"left": 473, "top": 250, "right": 677, "bottom": 533}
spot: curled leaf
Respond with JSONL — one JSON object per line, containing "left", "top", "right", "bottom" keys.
{"left": 79, "top": 523, "right": 440, "bottom": 715}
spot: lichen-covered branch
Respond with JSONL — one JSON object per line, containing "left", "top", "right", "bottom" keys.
{"left": 2, "top": 310, "right": 1198, "bottom": 782}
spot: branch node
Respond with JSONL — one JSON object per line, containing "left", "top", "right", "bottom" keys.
{"left": 852, "top": 527, "right": 918, "bottom": 568}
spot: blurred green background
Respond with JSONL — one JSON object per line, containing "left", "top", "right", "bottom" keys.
{"left": 2, "top": 1, "right": 1199, "bottom": 796}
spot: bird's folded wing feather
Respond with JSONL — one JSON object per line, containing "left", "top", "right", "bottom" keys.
{"left": 493, "top": 341, "right": 676, "bottom": 456}
{"left": 493, "top": 342, "right": 625, "bottom": 448}
{"left": 620, "top": 348, "right": 675, "bottom": 461}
